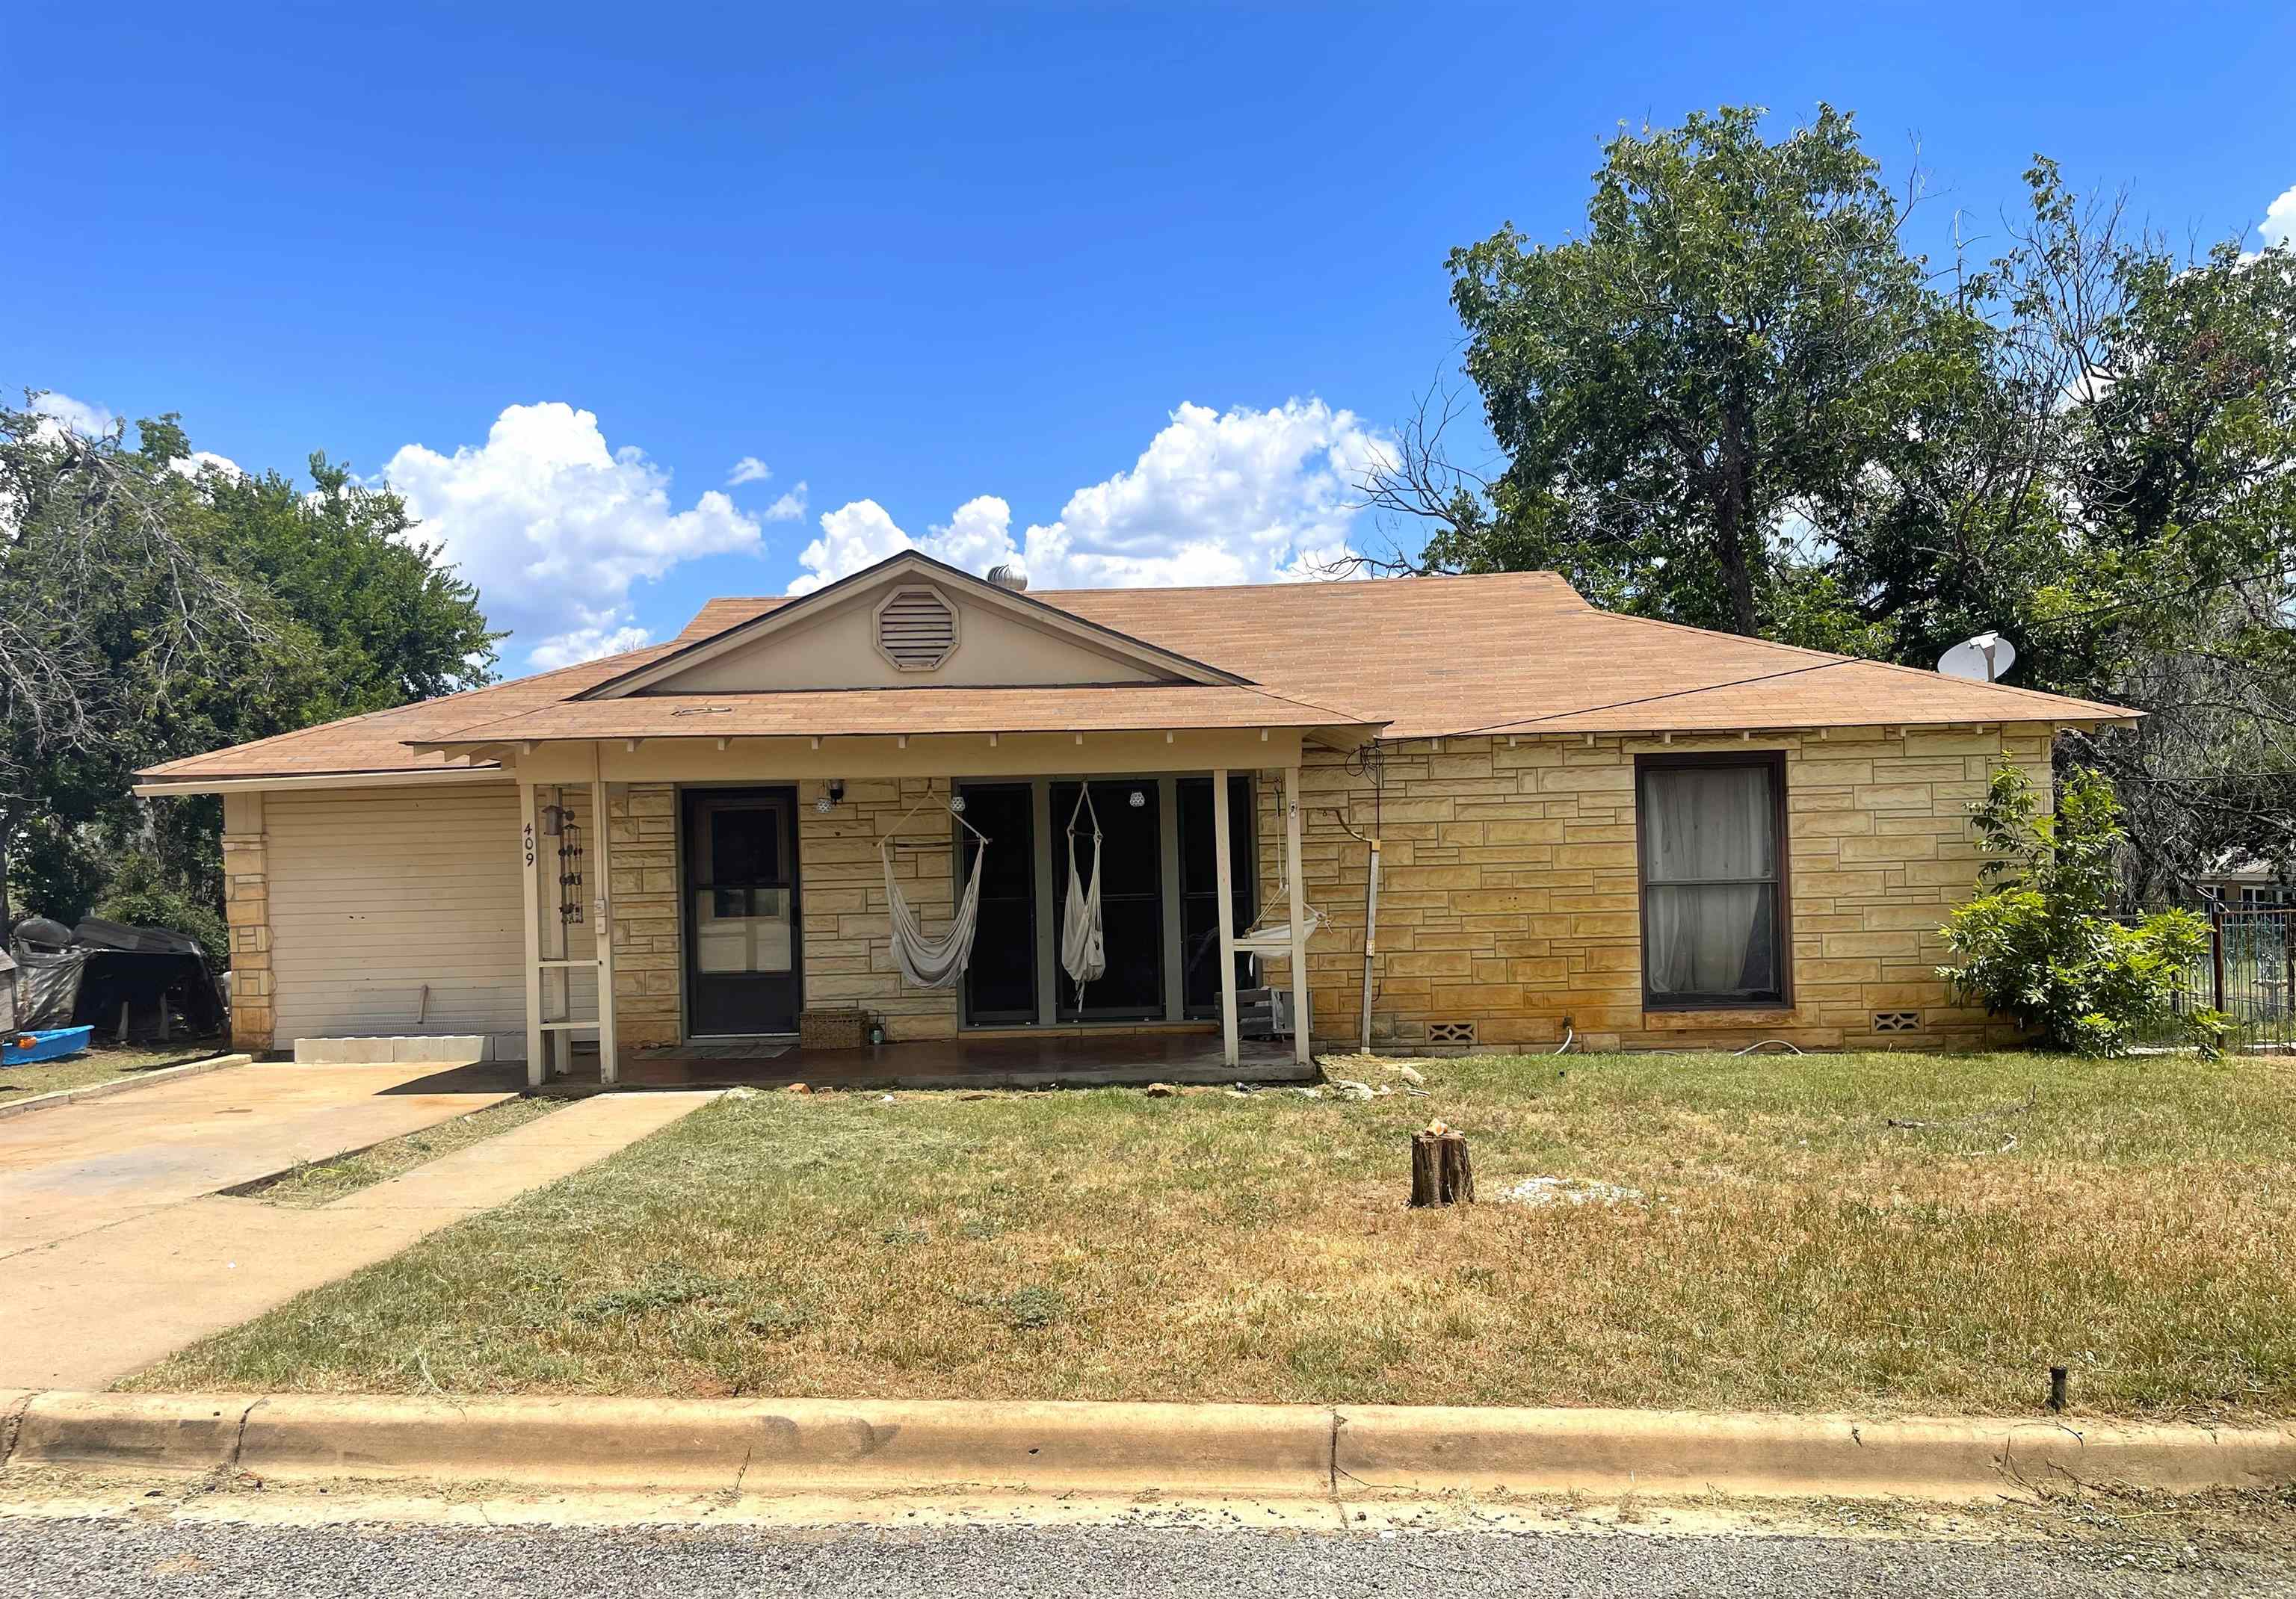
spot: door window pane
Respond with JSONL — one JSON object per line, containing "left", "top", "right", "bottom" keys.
{"left": 696, "top": 886, "right": 791, "bottom": 974}
{"left": 707, "top": 806, "right": 782, "bottom": 885}
{"left": 691, "top": 802, "right": 792, "bottom": 975}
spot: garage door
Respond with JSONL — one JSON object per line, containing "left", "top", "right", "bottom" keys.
{"left": 265, "top": 783, "right": 596, "bottom": 1045}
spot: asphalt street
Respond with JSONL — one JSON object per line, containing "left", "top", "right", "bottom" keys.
{"left": 7, "top": 1518, "right": 2287, "bottom": 1598}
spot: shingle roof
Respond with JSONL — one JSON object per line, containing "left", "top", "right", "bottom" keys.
{"left": 407, "top": 684, "right": 1377, "bottom": 748}
{"left": 137, "top": 569, "right": 2132, "bottom": 785}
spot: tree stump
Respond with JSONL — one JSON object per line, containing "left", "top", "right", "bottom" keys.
{"left": 1409, "top": 1128, "right": 1475, "bottom": 1207}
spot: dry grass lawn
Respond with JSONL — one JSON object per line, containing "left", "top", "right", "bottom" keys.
{"left": 131, "top": 1050, "right": 2296, "bottom": 1421}
{"left": 0, "top": 1039, "right": 229, "bottom": 1101}
{"left": 229, "top": 1096, "right": 565, "bottom": 1208}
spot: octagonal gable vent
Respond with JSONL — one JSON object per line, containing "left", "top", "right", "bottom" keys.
{"left": 875, "top": 586, "right": 958, "bottom": 671}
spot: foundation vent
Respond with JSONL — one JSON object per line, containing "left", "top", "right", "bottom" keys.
{"left": 1872, "top": 1010, "right": 1922, "bottom": 1034}
{"left": 875, "top": 587, "right": 957, "bottom": 671}
{"left": 1426, "top": 1021, "right": 1479, "bottom": 1047}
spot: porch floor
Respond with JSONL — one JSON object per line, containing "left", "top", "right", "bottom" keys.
{"left": 548, "top": 1032, "right": 1313, "bottom": 1092}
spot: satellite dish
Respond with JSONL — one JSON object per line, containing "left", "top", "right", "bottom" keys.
{"left": 1937, "top": 631, "right": 2016, "bottom": 684}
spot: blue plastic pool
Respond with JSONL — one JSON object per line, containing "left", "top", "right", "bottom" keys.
{"left": 3, "top": 1025, "right": 94, "bottom": 1066}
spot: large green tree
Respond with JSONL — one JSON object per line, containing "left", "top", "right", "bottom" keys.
{"left": 0, "top": 398, "right": 499, "bottom": 946}
{"left": 1833, "top": 167, "right": 2296, "bottom": 897}
{"left": 1399, "top": 105, "right": 1949, "bottom": 639}
{"left": 1374, "top": 109, "right": 2296, "bottom": 902}
{"left": 0, "top": 402, "right": 262, "bottom": 937}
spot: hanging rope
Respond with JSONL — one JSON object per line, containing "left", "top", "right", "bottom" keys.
{"left": 880, "top": 797, "right": 990, "bottom": 990}
{"left": 1060, "top": 785, "right": 1106, "bottom": 1006}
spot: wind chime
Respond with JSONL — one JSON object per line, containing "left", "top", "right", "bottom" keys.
{"left": 541, "top": 800, "right": 585, "bottom": 926}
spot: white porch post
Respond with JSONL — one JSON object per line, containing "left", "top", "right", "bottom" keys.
{"left": 517, "top": 777, "right": 546, "bottom": 1087}
{"left": 1212, "top": 767, "right": 1239, "bottom": 1068}
{"left": 590, "top": 766, "right": 619, "bottom": 1086}
{"left": 1285, "top": 764, "right": 1311, "bottom": 1066}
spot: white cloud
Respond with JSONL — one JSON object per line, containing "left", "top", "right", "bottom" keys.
{"left": 763, "top": 481, "right": 808, "bottom": 522}
{"left": 383, "top": 403, "right": 765, "bottom": 668}
{"left": 786, "top": 400, "right": 1393, "bottom": 595}
{"left": 788, "top": 498, "right": 916, "bottom": 595}
{"left": 2262, "top": 184, "right": 2296, "bottom": 250}
{"left": 168, "top": 450, "right": 244, "bottom": 482}
{"left": 528, "top": 622, "right": 652, "bottom": 671}
{"left": 28, "top": 390, "right": 117, "bottom": 442}
{"left": 727, "top": 455, "right": 774, "bottom": 486}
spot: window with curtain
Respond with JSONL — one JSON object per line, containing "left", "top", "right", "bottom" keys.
{"left": 1636, "top": 756, "right": 1786, "bottom": 1006}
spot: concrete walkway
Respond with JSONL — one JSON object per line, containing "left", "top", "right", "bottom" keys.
{"left": 1, "top": 1081, "right": 715, "bottom": 1390}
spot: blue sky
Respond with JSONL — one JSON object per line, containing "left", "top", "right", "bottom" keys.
{"left": 10, "top": 3, "right": 2295, "bottom": 670}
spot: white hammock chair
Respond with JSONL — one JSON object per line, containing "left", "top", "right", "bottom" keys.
{"left": 1059, "top": 785, "right": 1106, "bottom": 1005}
{"left": 1231, "top": 903, "right": 1330, "bottom": 956}
{"left": 881, "top": 798, "right": 990, "bottom": 990}
{"left": 1231, "top": 781, "right": 1330, "bottom": 957}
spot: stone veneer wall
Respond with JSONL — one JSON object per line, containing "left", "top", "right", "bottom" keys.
{"left": 1250, "top": 725, "right": 2053, "bottom": 1053}
{"left": 605, "top": 724, "right": 2044, "bottom": 1056}
{"left": 605, "top": 783, "right": 680, "bottom": 1049}
{"left": 608, "top": 778, "right": 963, "bottom": 1052}
{"left": 797, "top": 776, "right": 962, "bottom": 1041}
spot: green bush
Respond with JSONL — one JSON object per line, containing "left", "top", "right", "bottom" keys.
{"left": 93, "top": 851, "right": 231, "bottom": 969}
{"left": 1940, "top": 766, "right": 2224, "bottom": 1057}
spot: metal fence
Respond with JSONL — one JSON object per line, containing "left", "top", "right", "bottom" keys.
{"left": 2132, "top": 908, "right": 2296, "bottom": 1051}
{"left": 2209, "top": 908, "right": 2296, "bottom": 1051}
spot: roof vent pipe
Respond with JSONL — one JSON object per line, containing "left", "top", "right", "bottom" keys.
{"left": 986, "top": 563, "right": 1028, "bottom": 593}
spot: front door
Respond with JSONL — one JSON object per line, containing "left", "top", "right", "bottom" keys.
{"left": 682, "top": 788, "right": 802, "bottom": 1036}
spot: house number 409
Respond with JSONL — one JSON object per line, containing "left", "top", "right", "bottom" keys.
{"left": 522, "top": 822, "right": 537, "bottom": 868}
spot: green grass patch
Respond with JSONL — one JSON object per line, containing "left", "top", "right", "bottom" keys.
{"left": 0, "top": 1039, "right": 229, "bottom": 1101}
{"left": 233, "top": 1096, "right": 564, "bottom": 1208}
{"left": 129, "top": 1050, "right": 2296, "bottom": 1421}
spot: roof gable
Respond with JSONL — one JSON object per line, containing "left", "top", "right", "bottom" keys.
{"left": 581, "top": 551, "right": 1250, "bottom": 698}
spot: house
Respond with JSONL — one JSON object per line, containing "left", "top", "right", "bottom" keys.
{"left": 2198, "top": 856, "right": 2296, "bottom": 912}
{"left": 134, "top": 552, "right": 2134, "bottom": 1083}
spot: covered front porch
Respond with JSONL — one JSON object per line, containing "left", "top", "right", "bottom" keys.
{"left": 423, "top": 722, "right": 1364, "bottom": 1092}
{"left": 546, "top": 1030, "right": 1312, "bottom": 1092}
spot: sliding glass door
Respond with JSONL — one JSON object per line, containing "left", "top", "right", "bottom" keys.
{"left": 956, "top": 774, "right": 1253, "bottom": 1029}
{"left": 1051, "top": 780, "right": 1163, "bottom": 1021}
{"left": 959, "top": 784, "right": 1037, "bottom": 1026}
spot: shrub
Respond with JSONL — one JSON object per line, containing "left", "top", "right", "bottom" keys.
{"left": 94, "top": 851, "right": 230, "bottom": 968}
{"left": 1939, "top": 765, "right": 2224, "bottom": 1057}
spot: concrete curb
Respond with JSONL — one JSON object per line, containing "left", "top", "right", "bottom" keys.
{"left": 1333, "top": 1404, "right": 2296, "bottom": 1500}
{"left": 6, "top": 1392, "right": 2292, "bottom": 1503}
{"left": 0, "top": 1054, "right": 252, "bottom": 1122}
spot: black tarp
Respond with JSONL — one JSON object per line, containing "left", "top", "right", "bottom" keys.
{"left": 75, "top": 950, "right": 228, "bottom": 1039}
{"left": 13, "top": 948, "right": 86, "bottom": 1030}
{"left": 10, "top": 924, "right": 227, "bottom": 1040}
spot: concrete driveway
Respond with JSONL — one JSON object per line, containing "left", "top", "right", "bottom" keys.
{"left": 0, "top": 1060, "right": 520, "bottom": 1260}
{"left": 0, "top": 1061, "right": 715, "bottom": 1389}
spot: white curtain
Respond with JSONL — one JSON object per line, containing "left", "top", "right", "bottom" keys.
{"left": 1641, "top": 765, "right": 1777, "bottom": 998}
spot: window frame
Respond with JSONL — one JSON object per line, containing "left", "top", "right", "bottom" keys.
{"left": 1633, "top": 749, "right": 1794, "bottom": 1012}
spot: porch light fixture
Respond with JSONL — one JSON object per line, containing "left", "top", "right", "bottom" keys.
{"left": 814, "top": 779, "right": 846, "bottom": 814}
{"left": 1129, "top": 789, "right": 1146, "bottom": 808}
